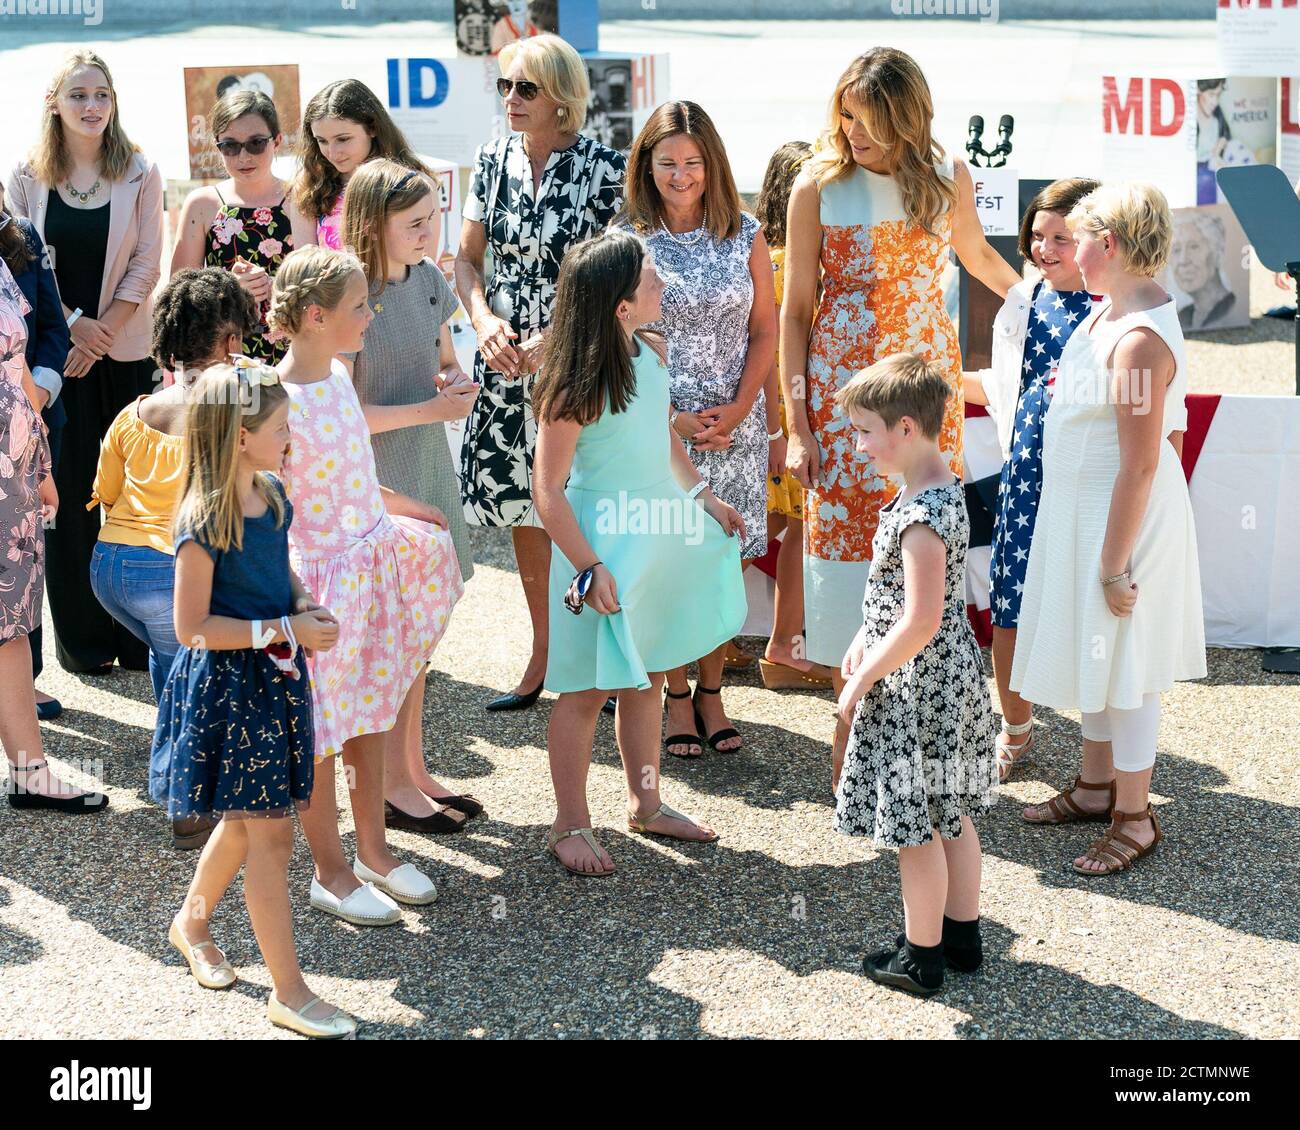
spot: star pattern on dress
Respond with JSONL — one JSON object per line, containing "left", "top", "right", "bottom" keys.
{"left": 989, "top": 283, "right": 1098, "bottom": 630}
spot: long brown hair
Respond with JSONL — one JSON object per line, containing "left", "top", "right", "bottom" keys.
{"left": 533, "top": 229, "right": 646, "bottom": 426}
{"left": 342, "top": 159, "right": 435, "bottom": 298}
{"left": 754, "top": 141, "right": 812, "bottom": 249}
{"left": 173, "top": 363, "right": 288, "bottom": 554}
{"left": 806, "top": 49, "right": 956, "bottom": 236}
{"left": 622, "top": 101, "right": 742, "bottom": 242}
{"left": 31, "top": 51, "right": 140, "bottom": 185}
{"left": 292, "top": 80, "right": 431, "bottom": 223}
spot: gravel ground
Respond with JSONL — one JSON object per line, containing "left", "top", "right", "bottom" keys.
{"left": 2, "top": 511, "right": 1297, "bottom": 1040}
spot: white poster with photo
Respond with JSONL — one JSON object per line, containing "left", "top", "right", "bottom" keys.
{"left": 1100, "top": 75, "right": 1198, "bottom": 209}
{"left": 385, "top": 56, "right": 502, "bottom": 169}
{"left": 581, "top": 52, "right": 669, "bottom": 156}
{"left": 1161, "top": 203, "right": 1250, "bottom": 333}
{"left": 1196, "top": 76, "right": 1275, "bottom": 205}
{"left": 1280, "top": 77, "right": 1300, "bottom": 188}
{"left": 1217, "top": 0, "right": 1300, "bottom": 77}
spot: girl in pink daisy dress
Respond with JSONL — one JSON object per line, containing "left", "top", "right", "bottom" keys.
{"left": 269, "top": 247, "right": 464, "bottom": 925}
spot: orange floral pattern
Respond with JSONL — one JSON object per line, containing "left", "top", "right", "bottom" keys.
{"left": 805, "top": 212, "right": 964, "bottom": 564}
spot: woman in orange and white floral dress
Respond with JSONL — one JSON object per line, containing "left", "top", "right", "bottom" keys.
{"left": 781, "top": 49, "right": 1020, "bottom": 788}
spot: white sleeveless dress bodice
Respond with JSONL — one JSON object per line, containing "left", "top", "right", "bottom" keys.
{"left": 1010, "top": 298, "right": 1206, "bottom": 712}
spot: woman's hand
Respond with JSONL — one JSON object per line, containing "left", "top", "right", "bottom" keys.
{"left": 837, "top": 673, "right": 872, "bottom": 727}
{"left": 785, "top": 429, "right": 821, "bottom": 490}
{"left": 291, "top": 608, "right": 340, "bottom": 652}
{"left": 436, "top": 365, "right": 474, "bottom": 391}
{"left": 694, "top": 399, "right": 751, "bottom": 444}
{"left": 702, "top": 493, "right": 747, "bottom": 543}
{"left": 38, "top": 473, "right": 59, "bottom": 526}
{"left": 674, "top": 410, "right": 732, "bottom": 451}
{"left": 585, "top": 562, "right": 621, "bottom": 614}
{"left": 64, "top": 343, "right": 99, "bottom": 378}
{"left": 514, "top": 333, "right": 546, "bottom": 376}
{"left": 294, "top": 594, "right": 326, "bottom": 614}
{"left": 768, "top": 432, "right": 787, "bottom": 478}
{"left": 1104, "top": 576, "right": 1138, "bottom": 618}
{"left": 474, "top": 313, "right": 520, "bottom": 376}
{"left": 70, "top": 316, "right": 114, "bottom": 356}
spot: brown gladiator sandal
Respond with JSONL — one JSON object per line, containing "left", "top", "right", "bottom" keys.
{"left": 1021, "top": 776, "right": 1116, "bottom": 825}
{"left": 1072, "top": 805, "right": 1163, "bottom": 876}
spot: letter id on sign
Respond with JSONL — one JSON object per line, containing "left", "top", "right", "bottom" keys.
{"left": 1100, "top": 75, "right": 1198, "bottom": 208}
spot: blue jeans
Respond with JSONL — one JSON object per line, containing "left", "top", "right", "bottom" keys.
{"left": 89, "top": 541, "right": 179, "bottom": 703}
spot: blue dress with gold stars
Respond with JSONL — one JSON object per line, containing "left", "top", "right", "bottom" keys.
{"left": 990, "top": 283, "right": 1097, "bottom": 629}
{"left": 150, "top": 476, "right": 314, "bottom": 818}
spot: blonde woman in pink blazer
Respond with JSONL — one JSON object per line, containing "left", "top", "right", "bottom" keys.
{"left": 6, "top": 50, "right": 163, "bottom": 676}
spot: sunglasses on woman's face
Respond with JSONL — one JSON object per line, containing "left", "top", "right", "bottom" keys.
{"left": 215, "top": 136, "right": 273, "bottom": 157}
{"left": 496, "top": 78, "right": 540, "bottom": 101}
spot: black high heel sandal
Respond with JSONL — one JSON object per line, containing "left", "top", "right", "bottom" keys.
{"left": 692, "top": 686, "right": 742, "bottom": 752}
{"left": 663, "top": 687, "right": 703, "bottom": 759}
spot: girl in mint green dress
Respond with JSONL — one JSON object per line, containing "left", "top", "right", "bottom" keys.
{"left": 532, "top": 229, "right": 748, "bottom": 877}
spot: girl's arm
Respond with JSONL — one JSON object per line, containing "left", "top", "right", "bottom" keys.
{"left": 534, "top": 415, "right": 598, "bottom": 573}
{"left": 173, "top": 540, "right": 292, "bottom": 650}
{"left": 962, "top": 371, "right": 989, "bottom": 406}
{"left": 839, "top": 523, "right": 946, "bottom": 719}
{"left": 168, "top": 187, "right": 214, "bottom": 276}
{"left": 378, "top": 483, "right": 447, "bottom": 527}
{"left": 361, "top": 393, "right": 458, "bottom": 434}
{"left": 780, "top": 174, "right": 823, "bottom": 488}
{"left": 1100, "top": 329, "right": 1173, "bottom": 585}
{"left": 948, "top": 159, "right": 1022, "bottom": 298}
{"left": 285, "top": 195, "right": 317, "bottom": 251}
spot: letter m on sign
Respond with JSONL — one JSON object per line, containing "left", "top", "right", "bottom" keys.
{"left": 1103, "top": 76, "right": 1143, "bottom": 135}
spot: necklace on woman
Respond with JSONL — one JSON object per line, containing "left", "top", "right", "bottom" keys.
{"left": 660, "top": 205, "right": 708, "bottom": 245}
{"left": 66, "top": 177, "right": 102, "bottom": 204}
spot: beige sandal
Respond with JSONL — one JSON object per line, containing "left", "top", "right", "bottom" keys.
{"left": 546, "top": 826, "right": 614, "bottom": 877}
{"left": 1073, "top": 805, "right": 1163, "bottom": 876}
{"left": 759, "top": 657, "right": 834, "bottom": 690}
{"left": 996, "top": 717, "right": 1035, "bottom": 782}
{"left": 1022, "top": 775, "right": 1116, "bottom": 825}
{"left": 627, "top": 802, "right": 719, "bottom": 844}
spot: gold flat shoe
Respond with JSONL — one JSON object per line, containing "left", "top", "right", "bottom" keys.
{"left": 626, "top": 802, "right": 719, "bottom": 844}
{"left": 267, "top": 995, "right": 357, "bottom": 1039}
{"left": 168, "top": 919, "right": 236, "bottom": 990}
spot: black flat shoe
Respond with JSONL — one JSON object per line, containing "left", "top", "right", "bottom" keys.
{"left": 35, "top": 698, "right": 63, "bottom": 721}
{"left": 424, "top": 793, "right": 485, "bottom": 819}
{"left": 173, "top": 812, "right": 220, "bottom": 850}
{"left": 601, "top": 696, "right": 616, "bottom": 715}
{"left": 384, "top": 800, "right": 467, "bottom": 834}
{"left": 7, "top": 787, "right": 108, "bottom": 814}
{"left": 692, "top": 686, "right": 742, "bottom": 752}
{"left": 484, "top": 683, "right": 544, "bottom": 712}
{"left": 862, "top": 942, "right": 944, "bottom": 996}
{"left": 893, "top": 916, "right": 983, "bottom": 973}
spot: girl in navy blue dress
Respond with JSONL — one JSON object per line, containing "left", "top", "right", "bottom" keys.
{"left": 964, "top": 178, "right": 1101, "bottom": 782}
{"left": 152, "top": 361, "right": 355, "bottom": 1039}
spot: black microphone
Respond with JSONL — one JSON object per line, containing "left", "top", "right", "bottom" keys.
{"left": 997, "top": 114, "right": 1014, "bottom": 144}
{"left": 968, "top": 114, "right": 985, "bottom": 142}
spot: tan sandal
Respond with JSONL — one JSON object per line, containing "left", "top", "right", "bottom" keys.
{"left": 627, "top": 802, "right": 719, "bottom": 844}
{"left": 546, "top": 826, "right": 614, "bottom": 877}
{"left": 1022, "top": 776, "right": 1115, "bottom": 825}
{"left": 759, "top": 657, "right": 834, "bottom": 690}
{"left": 996, "top": 717, "right": 1035, "bottom": 782}
{"left": 724, "top": 642, "right": 755, "bottom": 670}
{"left": 1073, "top": 805, "right": 1163, "bottom": 876}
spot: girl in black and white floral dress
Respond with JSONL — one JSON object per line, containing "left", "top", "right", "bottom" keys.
{"left": 833, "top": 353, "right": 997, "bottom": 997}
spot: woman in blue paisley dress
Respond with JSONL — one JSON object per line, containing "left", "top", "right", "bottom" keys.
{"left": 620, "top": 101, "right": 776, "bottom": 758}
{"left": 455, "top": 34, "right": 625, "bottom": 711}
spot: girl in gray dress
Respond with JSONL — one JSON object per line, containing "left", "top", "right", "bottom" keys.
{"left": 341, "top": 159, "right": 486, "bottom": 832}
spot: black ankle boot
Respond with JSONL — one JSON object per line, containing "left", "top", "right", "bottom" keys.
{"left": 940, "top": 915, "right": 982, "bottom": 972}
{"left": 863, "top": 938, "right": 944, "bottom": 995}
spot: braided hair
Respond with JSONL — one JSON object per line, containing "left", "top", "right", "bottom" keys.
{"left": 152, "top": 268, "right": 257, "bottom": 371}
{"left": 267, "top": 245, "right": 364, "bottom": 337}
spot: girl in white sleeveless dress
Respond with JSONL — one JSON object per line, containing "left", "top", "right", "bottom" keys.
{"left": 1011, "top": 183, "right": 1206, "bottom": 876}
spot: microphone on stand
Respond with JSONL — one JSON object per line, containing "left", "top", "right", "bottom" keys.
{"left": 989, "top": 115, "right": 1015, "bottom": 167}
{"left": 966, "top": 115, "right": 987, "bottom": 166}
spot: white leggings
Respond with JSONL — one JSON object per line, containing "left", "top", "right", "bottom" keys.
{"left": 1079, "top": 693, "right": 1161, "bottom": 772}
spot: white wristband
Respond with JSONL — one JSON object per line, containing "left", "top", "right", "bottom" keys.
{"left": 252, "top": 619, "right": 275, "bottom": 648}
{"left": 767, "top": 428, "right": 783, "bottom": 441}
{"left": 66, "top": 307, "right": 83, "bottom": 328}
{"left": 687, "top": 480, "right": 708, "bottom": 501}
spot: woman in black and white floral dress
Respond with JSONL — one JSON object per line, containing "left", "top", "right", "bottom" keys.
{"left": 455, "top": 34, "right": 625, "bottom": 711}
{"left": 621, "top": 102, "right": 777, "bottom": 757}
